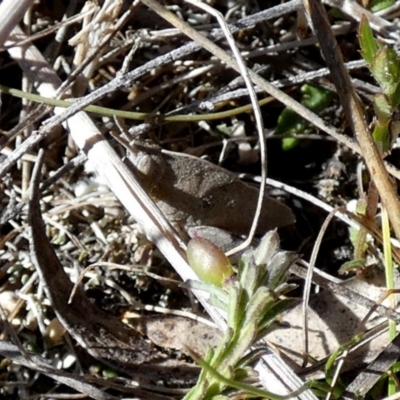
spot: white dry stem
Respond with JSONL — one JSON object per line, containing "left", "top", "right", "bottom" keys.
{"left": 0, "top": 0, "right": 35, "bottom": 48}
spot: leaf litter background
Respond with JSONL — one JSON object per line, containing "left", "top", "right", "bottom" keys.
{"left": 1, "top": 0, "right": 400, "bottom": 399}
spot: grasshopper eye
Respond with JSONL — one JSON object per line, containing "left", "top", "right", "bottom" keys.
{"left": 187, "top": 237, "right": 233, "bottom": 287}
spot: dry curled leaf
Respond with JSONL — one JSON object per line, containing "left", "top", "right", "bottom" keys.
{"left": 266, "top": 267, "right": 400, "bottom": 378}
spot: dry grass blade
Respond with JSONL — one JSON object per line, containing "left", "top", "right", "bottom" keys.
{"left": 344, "top": 333, "right": 400, "bottom": 398}
{"left": 301, "top": 209, "right": 338, "bottom": 366}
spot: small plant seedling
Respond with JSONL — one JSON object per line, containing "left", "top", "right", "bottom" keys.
{"left": 185, "top": 231, "right": 301, "bottom": 399}
{"left": 359, "top": 16, "right": 400, "bottom": 154}
{"left": 276, "top": 83, "right": 333, "bottom": 150}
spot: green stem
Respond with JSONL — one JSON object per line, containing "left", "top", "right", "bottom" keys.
{"left": 189, "top": 351, "right": 311, "bottom": 400}
{"left": 381, "top": 206, "right": 396, "bottom": 396}
{"left": 0, "top": 84, "right": 273, "bottom": 122}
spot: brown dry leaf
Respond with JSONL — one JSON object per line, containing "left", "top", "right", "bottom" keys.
{"left": 266, "top": 267, "right": 400, "bottom": 378}
{"left": 138, "top": 315, "right": 222, "bottom": 357}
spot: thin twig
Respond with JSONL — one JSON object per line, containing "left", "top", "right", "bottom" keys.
{"left": 182, "top": 0, "right": 267, "bottom": 255}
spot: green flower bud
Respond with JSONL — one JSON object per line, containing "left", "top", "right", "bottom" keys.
{"left": 187, "top": 237, "right": 233, "bottom": 286}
